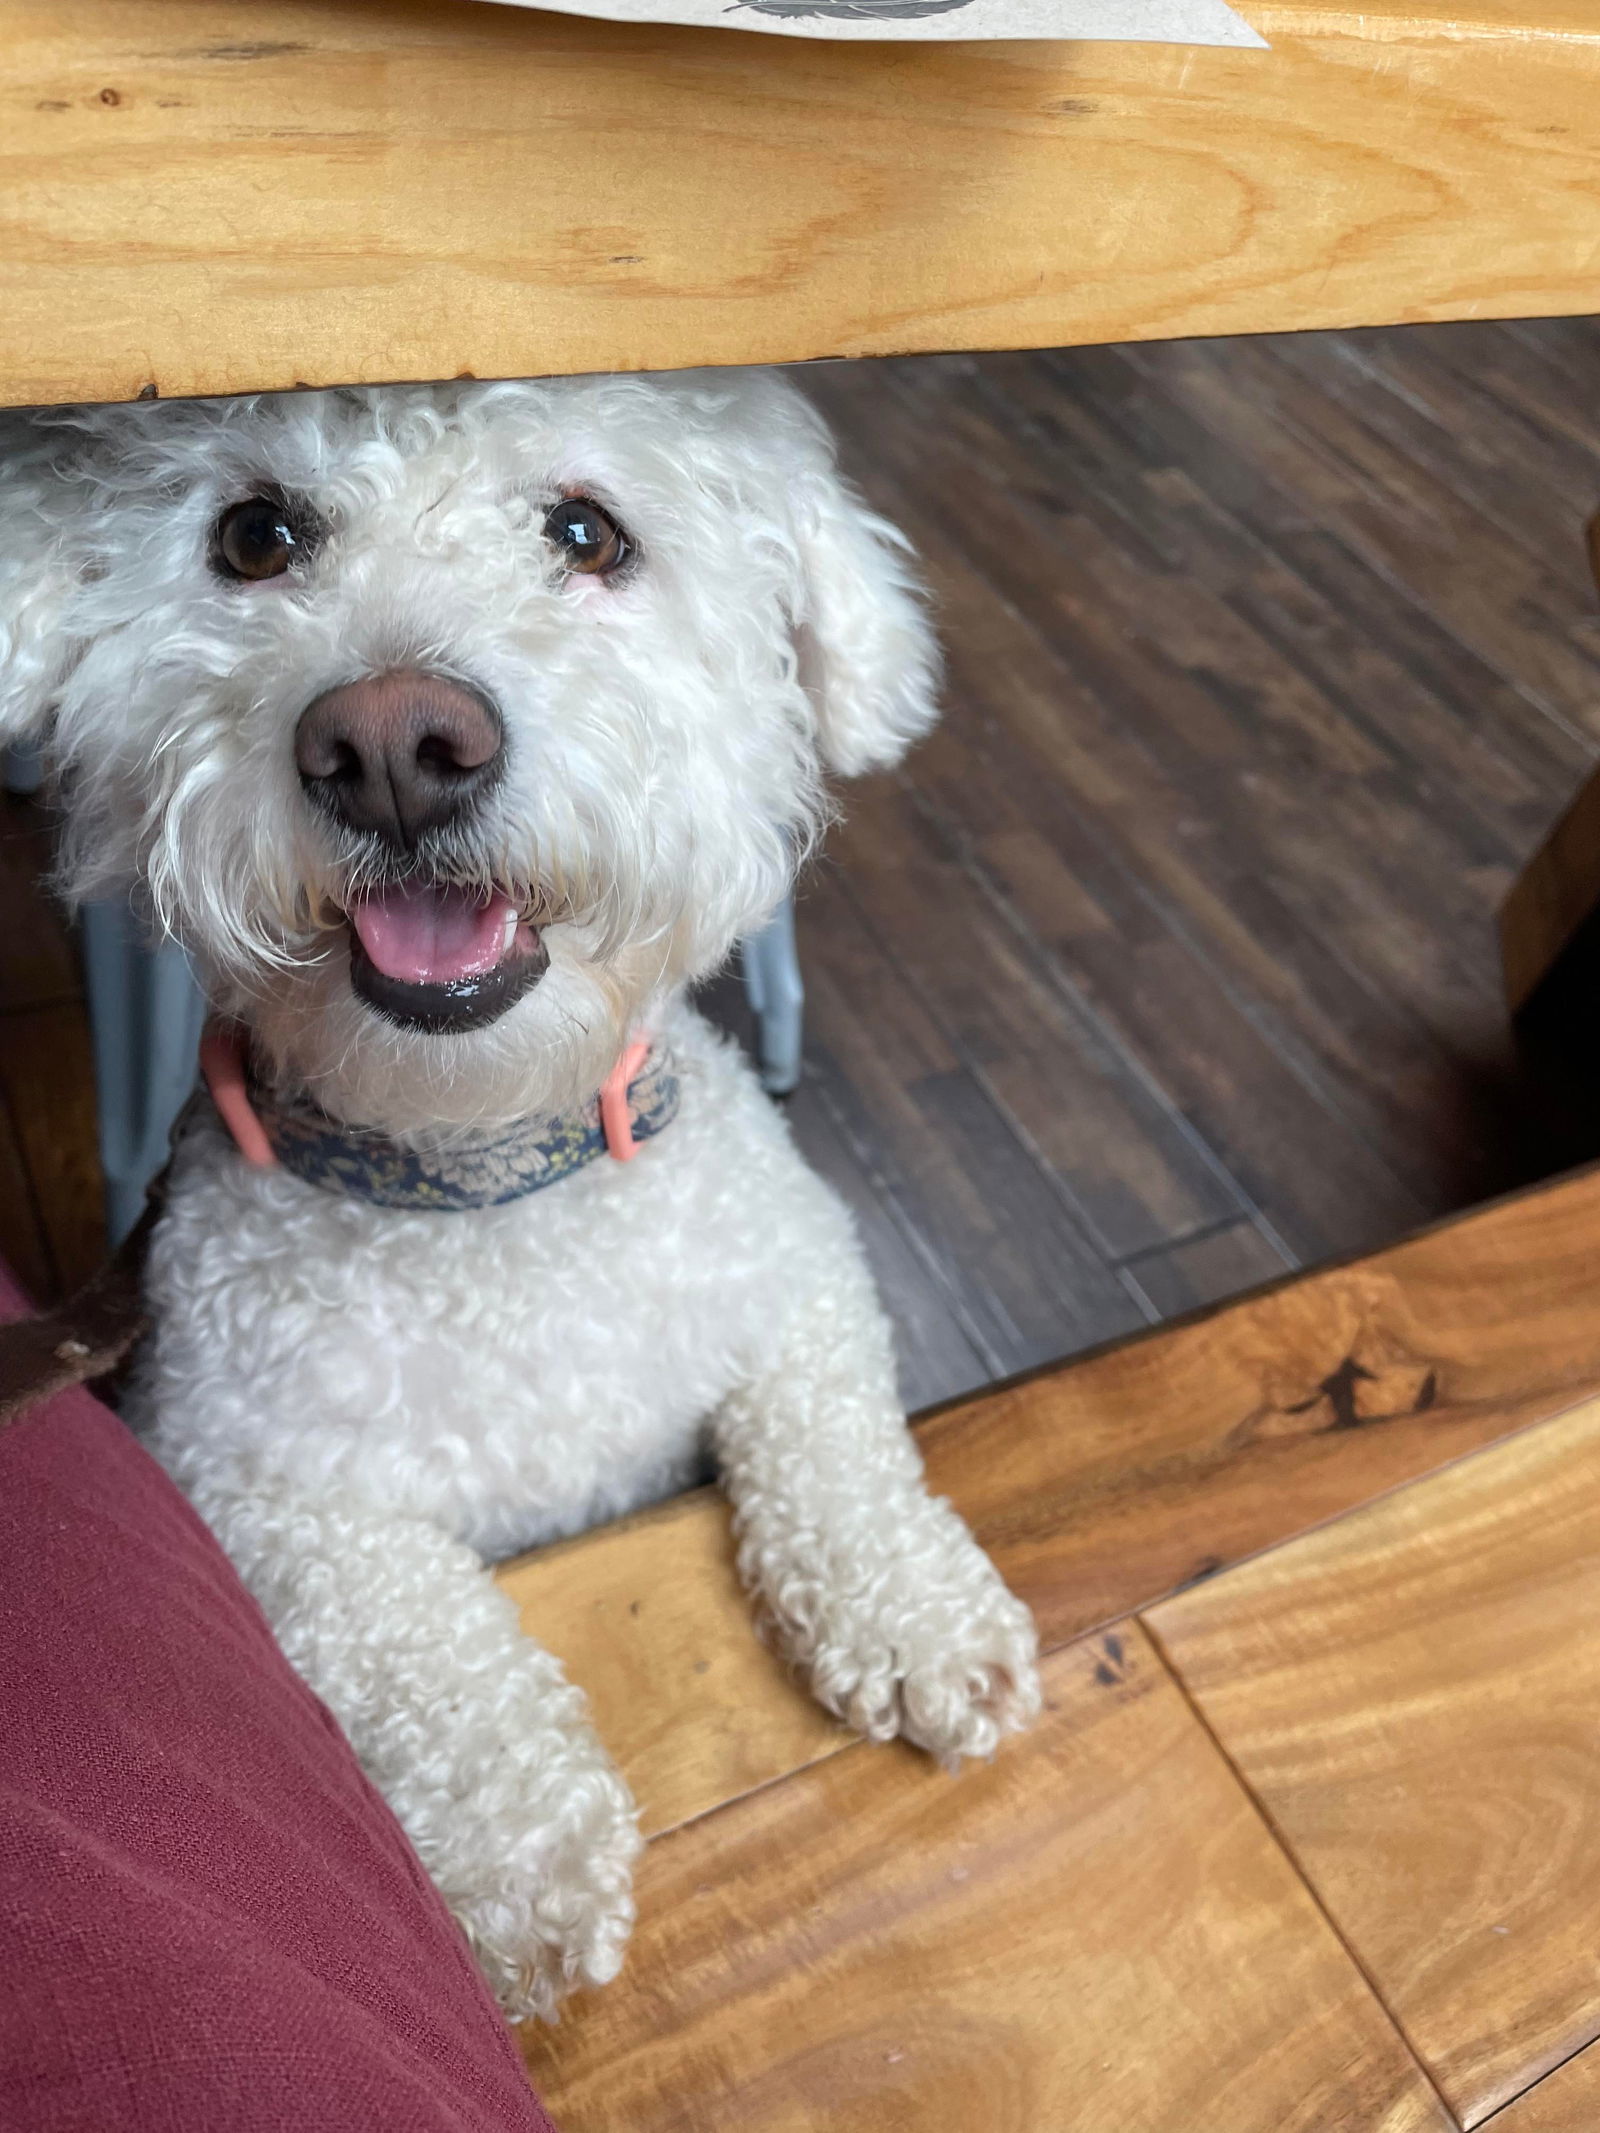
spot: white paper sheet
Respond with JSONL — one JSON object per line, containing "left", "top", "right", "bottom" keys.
{"left": 478, "top": 0, "right": 1265, "bottom": 46}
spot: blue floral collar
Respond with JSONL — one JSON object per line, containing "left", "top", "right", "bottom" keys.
{"left": 200, "top": 1026, "right": 679, "bottom": 1212}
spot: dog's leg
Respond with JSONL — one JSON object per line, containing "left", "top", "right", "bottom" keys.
{"left": 713, "top": 1264, "right": 1041, "bottom": 1766}
{"left": 187, "top": 1483, "right": 639, "bottom": 2020}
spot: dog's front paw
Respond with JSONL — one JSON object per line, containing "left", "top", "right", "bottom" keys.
{"left": 427, "top": 1744, "right": 642, "bottom": 2024}
{"left": 892, "top": 1594, "right": 1042, "bottom": 1765}
{"left": 799, "top": 1517, "right": 1042, "bottom": 1767}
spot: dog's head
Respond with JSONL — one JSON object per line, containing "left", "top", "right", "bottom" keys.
{"left": 0, "top": 370, "right": 937, "bottom": 1131}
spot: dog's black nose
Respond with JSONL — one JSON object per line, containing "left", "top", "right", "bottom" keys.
{"left": 295, "top": 670, "right": 504, "bottom": 849}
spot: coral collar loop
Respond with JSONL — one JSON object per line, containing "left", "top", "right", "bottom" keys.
{"left": 199, "top": 1024, "right": 277, "bottom": 1170}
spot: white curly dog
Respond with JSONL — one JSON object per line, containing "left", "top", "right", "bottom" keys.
{"left": 0, "top": 370, "right": 1039, "bottom": 2019}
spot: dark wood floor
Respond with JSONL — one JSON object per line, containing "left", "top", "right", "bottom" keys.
{"left": 717, "top": 315, "right": 1600, "bottom": 1405}
{"left": 7, "top": 315, "right": 1600, "bottom": 1408}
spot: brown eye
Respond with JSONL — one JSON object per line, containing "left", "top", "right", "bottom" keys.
{"left": 213, "top": 492, "right": 315, "bottom": 582}
{"left": 543, "top": 496, "right": 629, "bottom": 578}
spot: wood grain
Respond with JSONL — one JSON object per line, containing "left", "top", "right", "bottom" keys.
{"left": 496, "top": 1164, "right": 1600, "bottom": 1837}
{"left": 917, "top": 1164, "right": 1600, "bottom": 1650}
{"left": 1151, "top": 1393, "right": 1600, "bottom": 2125}
{"left": 4, "top": 0, "right": 1600, "bottom": 405}
{"left": 525, "top": 1624, "right": 1450, "bottom": 2133}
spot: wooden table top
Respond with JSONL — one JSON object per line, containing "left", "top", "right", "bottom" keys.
{"left": 3, "top": 0, "right": 1599, "bottom": 408}
{"left": 504, "top": 1163, "right": 1600, "bottom": 2128}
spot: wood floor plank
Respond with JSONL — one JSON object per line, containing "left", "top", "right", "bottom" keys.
{"left": 1119, "top": 1216, "right": 1294, "bottom": 1321}
{"left": 1150, "top": 1393, "right": 1600, "bottom": 2125}
{"left": 868, "top": 335, "right": 1582, "bottom": 848}
{"left": 1119, "top": 334, "right": 1600, "bottom": 750}
{"left": 524, "top": 1625, "right": 1451, "bottom": 2133}
{"left": 820, "top": 777, "right": 1248, "bottom": 1263}
{"left": 1484, "top": 2045, "right": 1600, "bottom": 2131}
{"left": 497, "top": 1167, "right": 1600, "bottom": 1843}
{"left": 865, "top": 597, "right": 1437, "bottom": 1260}
{"left": 1041, "top": 339, "right": 1594, "bottom": 834}
{"left": 794, "top": 864, "right": 1147, "bottom": 1375}
{"left": 1423, "top": 322, "right": 1600, "bottom": 485}
{"left": 928, "top": 353, "right": 1438, "bottom": 779}
{"left": 1263, "top": 328, "right": 1600, "bottom": 587}
{"left": 779, "top": 1079, "right": 991, "bottom": 1415}
{"left": 1078, "top": 450, "right": 1558, "bottom": 856}
{"left": 499, "top": 1491, "right": 848, "bottom": 1842}
{"left": 893, "top": 343, "right": 1592, "bottom": 1204}
{"left": 1502, "top": 316, "right": 1600, "bottom": 399}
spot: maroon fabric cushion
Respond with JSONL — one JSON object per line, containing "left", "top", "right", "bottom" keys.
{"left": 0, "top": 1267, "right": 557, "bottom": 2133}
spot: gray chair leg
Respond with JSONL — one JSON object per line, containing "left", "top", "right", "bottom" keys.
{"left": 741, "top": 891, "right": 804, "bottom": 1097}
{"left": 3, "top": 744, "right": 45, "bottom": 798}
{"left": 79, "top": 901, "right": 208, "bottom": 1246}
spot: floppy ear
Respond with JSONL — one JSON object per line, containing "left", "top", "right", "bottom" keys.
{"left": 786, "top": 426, "right": 941, "bottom": 778}
{"left": 0, "top": 419, "right": 83, "bottom": 752}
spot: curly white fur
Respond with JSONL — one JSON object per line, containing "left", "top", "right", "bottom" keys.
{"left": 0, "top": 369, "right": 1040, "bottom": 2019}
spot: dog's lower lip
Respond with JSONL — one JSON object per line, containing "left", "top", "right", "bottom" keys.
{"left": 347, "top": 921, "right": 550, "bottom": 1033}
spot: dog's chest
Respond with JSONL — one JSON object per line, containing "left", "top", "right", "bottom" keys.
{"left": 142, "top": 1049, "right": 802, "bottom": 1554}
{"left": 351, "top": 1171, "right": 746, "bottom": 1551}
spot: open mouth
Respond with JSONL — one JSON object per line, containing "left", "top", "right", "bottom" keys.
{"left": 346, "top": 881, "right": 550, "bottom": 1033}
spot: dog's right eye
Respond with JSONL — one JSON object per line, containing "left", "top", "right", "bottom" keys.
{"left": 213, "top": 493, "right": 316, "bottom": 583}
{"left": 543, "top": 497, "right": 630, "bottom": 578}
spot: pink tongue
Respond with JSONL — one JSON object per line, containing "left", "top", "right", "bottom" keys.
{"left": 350, "top": 884, "right": 514, "bottom": 986}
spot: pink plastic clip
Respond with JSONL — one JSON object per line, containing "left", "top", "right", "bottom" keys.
{"left": 199, "top": 1021, "right": 279, "bottom": 1170}
{"left": 599, "top": 1039, "right": 651, "bottom": 1163}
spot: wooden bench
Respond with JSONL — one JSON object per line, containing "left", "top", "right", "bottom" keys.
{"left": 504, "top": 1164, "right": 1600, "bottom": 2127}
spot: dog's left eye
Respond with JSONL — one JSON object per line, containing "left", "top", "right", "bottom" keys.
{"left": 543, "top": 497, "right": 630, "bottom": 578}
{"left": 213, "top": 492, "right": 318, "bottom": 582}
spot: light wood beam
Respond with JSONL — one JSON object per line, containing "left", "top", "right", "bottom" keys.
{"left": 3, "top": 0, "right": 1600, "bottom": 406}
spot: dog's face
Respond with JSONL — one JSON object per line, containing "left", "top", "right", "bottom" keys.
{"left": 0, "top": 372, "right": 936, "bottom": 1131}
